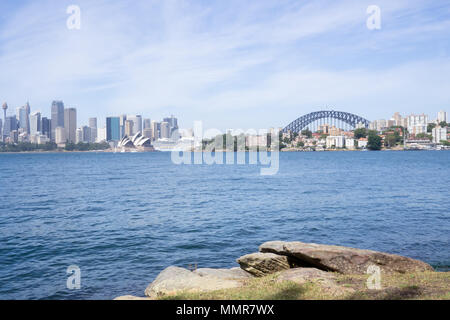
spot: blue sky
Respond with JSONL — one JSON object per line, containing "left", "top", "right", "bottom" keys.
{"left": 0, "top": 0, "right": 449, "bottom": 130}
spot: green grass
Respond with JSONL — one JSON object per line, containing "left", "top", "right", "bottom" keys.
{"left": 160, "top": 271, "right": 450, "bottom": 300}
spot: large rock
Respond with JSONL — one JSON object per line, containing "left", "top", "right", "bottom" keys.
{"left": 237, "top": 252, "right": 292, "bottom": 277}
{"left": 260, "top": 241, "right": 434, "bottom": 275}
{"left": 194, "top": 268, "right": 253, "bottom": 279}
{"left": 144, "top": 266, "right": 243, "bottom": 298}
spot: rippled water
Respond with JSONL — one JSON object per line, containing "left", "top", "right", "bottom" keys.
{"left": 0, "top": 151, "right": 449, "bottom": 299}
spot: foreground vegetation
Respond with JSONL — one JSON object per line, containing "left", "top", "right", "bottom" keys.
{"left": 161, "top": 271, "right": 450, "bottom": 300}
{"left": 0, "top": 141, "right": 110, "bottom": 152}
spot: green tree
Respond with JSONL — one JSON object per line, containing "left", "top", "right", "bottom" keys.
{"left": 416, "top": 133, "right": 432, "bottom": 140}
{"left": 385, "top": 134, "right": 398, "bottom": 148}
{"left": 439, "top": 121, "right": 448, "bottom": 127}
{"left": 301, "top": 129, "right": 312, "bottom": 138}
{"left": 354, "top": 128, "right": 368, "bottom": 139}
{"left": 367, "top": 133, "right": 382, "bottom": 150}
{"left": 427, "top": 123, "right": 436, "bottom": 133}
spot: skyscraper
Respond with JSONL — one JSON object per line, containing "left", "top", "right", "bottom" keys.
{"left": 30, "top": 112, "right": 41, "bottom": 135}
{"left": 119, "top": 115, "right": 127, "bottom": 139}
{"left": 161, "top": 121, "right": 170, "bottom": 139}
{"left": 143, "top": 118, "right": 151, "bottom": 130}
{"left": 106, "top": 117, "right": 120, "bottom": 141}
{"left": 124, "top": 120, "right": 134, "bottom": 137}
{"left": 41, "top": 117, "right": 51, "bottom": 139}
{"left": 4, "top": 115, "right": 17, "bottom": 138}
{"left": 2, "top": 103, "right": 7, "bottom": 141}
{"left": 89, "top": 118, "right": 98, "bottom": 143}
{"left": 438, "top": 110, "right": 447, "bottom": 123}
{"left": 51, "top": 101, "right": 65, "bottom": 141}
{"left": 64, "top": 108, "right": 77, "bottom": 143}
{"left": 151, "top": 121, "right": 160, "bottom": 140}
{"left": 16, "top": 105, "right": 30, "bottom": 134}
{"left": 127, "top": 115, "right": 142, "bottom": 135}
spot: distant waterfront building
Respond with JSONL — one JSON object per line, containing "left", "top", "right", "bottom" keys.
{"left": 119, "top": 115, "right": 127, "bottom": 139}
{"left": 89, "top": 118, "right": 97, "bottom": 143}
{"left": 0, "top": 119, "right": 2, "bottom": 140}
{"left": 160, "top": 121, "right": 170, "bottom": 139}
{"left": 124, "top": 120, "right": 134, "bottom": 137}
{"left": 143, "top": 118, "right": 151, "bottom": 130}
{"left": 326, "top": 136, "right": 345, "bottom": 148}
{"left": 143, "top": 128, "right": 153, "bottom": 139}
{"left": 127, "top": 115, "right": 142, "bottom": 135}
{"left": 2, "top": 102, "right": 7, "bottom": 140}
{"left": 76, "top": 128, "right": 83, "bottom": 143}
{"left": 30, "top": 112, "right": 41, "bottom": 135}
{"left": 432, "top": 126, "right": 447, "bottom": 143}
{"left": 97, "top": 127, "right": 106, "bottom": 142}
{"left": 10, "top": 130, "right": 19, "bottom": 143}
{"left": 16, "top": 105, "right": 30, "bottom": 134}
{"left": 151, "top": 121, "right": 160, "bottom": 140}
{"left": 438, "top": 110, "right": 447, "bottom": 123}
{"left": 55, "top": 127, "right": 66, "bottom": 145}
{"left": 106, "top": 117, "right": 120, "bottom": 141}
{"left": 51, "top": 101, "right": 65, "bottom": 141}
{"left": 358, "top": 138, "right": 368, "bottom": 148}
{"left": 41, "top": 117, "right": 51, "bottom": 139}
{"left": 345, "top": 138, "right": 356, "bottom": 150}
{"left": 64, "top": 108, "right": 77, "bottom": 143}
{"left": 407, "top": 114, "right": 428, "bottom": 135}
{"left": 4, "top": 115, "right": 17, "bottom": 139}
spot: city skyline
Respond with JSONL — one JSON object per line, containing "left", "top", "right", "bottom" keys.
{"left": 1, "top": 0, "right": 450, "bottom": 130}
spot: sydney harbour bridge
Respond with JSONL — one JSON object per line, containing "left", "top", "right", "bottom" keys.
{"left": 283, "top": 110, "right": 371, "bottom": 133}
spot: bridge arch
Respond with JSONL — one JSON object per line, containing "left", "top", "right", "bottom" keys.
{"left": 283, "top": 110, "right": 370, "bottom": 133}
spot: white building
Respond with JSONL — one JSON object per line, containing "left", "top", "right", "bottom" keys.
{"left": 127, "top": 115, "right": 142, "bottom": 135}
{"left": 30, "top": 112, "right": 41, "bottom": 135}
{"left": 407, "top": 114, "right": 428, "bottom": 135}
{"left": 358, "top": 138, "right": 368, "bottom": 148}
{"left": 97, "top": 127, "right": 106, "bottom": 142}
{"left": 345, "top": 138, "right": 355, "bottom": 150}
{"left": 438, "top": 110, "right": 447, "bottom": 123}
{"left": 432, "top": 126, "right": 447, "bottom": 143}
{"left": 55, "top": 127, "right": 66, "bottom": 145}
{"left": 326, "top": 136, "right": 345, "bottom": 148}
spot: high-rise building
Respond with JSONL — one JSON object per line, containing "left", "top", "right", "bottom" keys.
{"left": 30, "top": 112, "right": 41, "bottom": 135}
{"left": 407, "top": 114, "right": 428, "bottom": 135}
{"left": 163, "top": 115, "right": 178, "bottom": 130}
{"left": 438, "top": 110, "right": 447, "bottom": 123}
{"left": 41, "top": 117, "right": 51, "bottom": 139}
{"left": 64, "top": 108, "right": 77, "bottom": 143}
{"left": 151, "top": 121, "right": 160, "bottom": 140}
{"left": 160, "top": 121, "right": 170, "bottom": 139}
{"left": 97, "top": 127, "right": 106, "bottom": 142}
{"left": 4, "top": 115, "right": 17, "bottom": 138}
{"left": 16, "top": 105, "right": 30, "bottom": 134}
{"left": 82, "top": 126, "right": 91, "bottom": 143}
{"left": 76, "top": 128, "right": 83, "bottom": 143}
{"left": 0, "top": 119, "right": 2, "bottom": 141}
{"left": 432, "top": 126, "right": 447, "bottom": 143}
{"left": 392, "top": 112, "right": 402, "bottom": 126}
{"left": 127, "top": 115, "right": 142, "bottom": 135}
{"left": 89, "top": 118, "right": 97, "bottom": 129}
{"left": 51, "top": 101, "right": 65, "bottom": 141}
{"left": 143, "top": 118, "right": 151, "bottom": 130}
{"left": 124, "top": 120, "right": 134, "bottom": 137}
{"left": 119, "top": 115, "right": 127, "bottom": 139}
{"left": 89, "top": 117, "right": 97, "bottom": 143}
{"left": 55, "top": 127, "right": 66, "bottom": 145}
{"left": 106, "top": 117, "right": 120, "bottom": 141}
{"left": 2, "top": 102, "right": 7, "bottom": 141}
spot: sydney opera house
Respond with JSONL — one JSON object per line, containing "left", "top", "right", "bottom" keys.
{"left": 118, "top": 132, "right": 154, "bottom": 151}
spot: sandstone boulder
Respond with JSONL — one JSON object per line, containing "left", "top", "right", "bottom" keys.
{"left": 237, "top": 252, "right": 292, "bottom": 277}
{"left": 194, "top": 267, "right": 253, "bottom": 279}
{"left": 260, "top": 241, "right": 434, "bottom": 275}
{"left": 144, "top": 266, "right": 243, "bottom": 298}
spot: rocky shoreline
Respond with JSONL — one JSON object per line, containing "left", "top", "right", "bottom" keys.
{"left": 115, "top": 240, "right": 445, "bottom": 300}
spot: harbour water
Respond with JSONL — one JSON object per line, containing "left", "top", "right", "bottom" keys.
{"left": 0, "top": 151, "right": 449, "bottom": 299}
